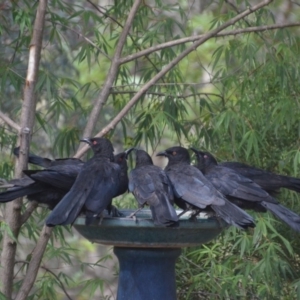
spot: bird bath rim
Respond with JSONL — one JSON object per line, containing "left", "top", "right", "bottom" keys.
{"left": 73, "top": 209, "right": 227, "bottom": 248}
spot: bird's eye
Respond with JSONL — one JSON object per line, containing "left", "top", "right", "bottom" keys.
{"left": 92, "top": 140, "right": 98, "bottom": 145}
{"left": 172, "top": 151, "right": 177, "bottom": 155}
{"left": 204, "top": 155, "right": 208, "bottom": 158}
{"left": 119, "top": 157, "right": 123, "bottom": 162}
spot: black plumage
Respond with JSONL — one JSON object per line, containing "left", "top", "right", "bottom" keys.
{"left": 13, "top": 146, "right": 83, "bottom": 168}
{"left": 220, "top": 161, "right": 300, "bottom": 195}
{"left": 128, "top": 149, "right": 179, "bottom": 227}
{"left": 156, "top": 146, "right": 255, "bottom": 229}
{"left": 0, "top": 164, "right": 81, "bottom": 210}
{"left": 191, "top": 148, "right": 300, "bottom": 232}
{"left": 0, "top": 146, "right": 129, "bottom": 213}
{"left": 46, "top": 137, "right": 121, "bottom": 226}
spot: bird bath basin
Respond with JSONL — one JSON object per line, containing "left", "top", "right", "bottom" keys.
{"left": 74, "top": 209, "right": 227, "bottom": 300}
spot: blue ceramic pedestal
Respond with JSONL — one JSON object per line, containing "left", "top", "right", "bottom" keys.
{"left": 114, "top": 247, "right": 181, "bottom": 300}
{"left": 74, "top": 209, "right": 226, "bottom": 300}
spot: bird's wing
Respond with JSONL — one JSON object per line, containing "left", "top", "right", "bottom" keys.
{"left": 24, "top": 164, "right": 81, "bottom": 190}
{"left": 130, "top": 166, "right": 178, "bottom": 226}
{"left": 220, "top": 162, "right": 285, "bottom": 193}
{"left": 158, "top": 170, "right": 174, "bottom": 202}
{"left": 84, "top": 163, "right": 121, "bottom": 219}
{"left": 13, "top": 147, "right": 52, "bottom": 168}
{"left": 129, "top": 168, "right": 157, "bottom": 206}
{"left": 206, "top": 166, "right": 275, "bottom": 202}
{"left": 167, "top": 165, "right": 225, "bottom": 208}
{"left": 45, "top": 165, "right": 96, "bottom": 226}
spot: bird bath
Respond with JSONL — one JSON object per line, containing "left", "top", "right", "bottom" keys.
{"left": 74, "top": 209, "right": 227, "bottom": 300}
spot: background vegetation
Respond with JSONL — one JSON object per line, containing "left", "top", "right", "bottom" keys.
{"left": 1, "top": 0, "right": 300, "bottom": 299}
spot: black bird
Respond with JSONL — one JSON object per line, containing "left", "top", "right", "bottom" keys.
{"left": 220, "top": 161, "right": 300, "bottom": 195}
{"left": 0, "top": 153, "right": 84, "bottom": 209}
{"left": 0, "top": 148, "right": 129, "bottom": 213}
{"left": 191, "top": 148, "right": 300, "bottom": 232}
{"left": 127, "top": 148, "right": 179, "bottom": 227}
{"left": 46, "top": 137, "right": 121, "bottom": 226}
{"left": 156, "top": 146, "right": 255, "bottom": 229}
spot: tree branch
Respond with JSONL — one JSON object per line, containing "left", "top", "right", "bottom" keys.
{"left": 39, "top": 265, "right": 73, "bottom": 300}
{"left": 15, "top": 260, "right": 73, "bottom": 300}
{"left": 110, "top": 90, "right": 223, "bottom": 100}
{"left": 0, "top": 110, "right": 21, "bottom": 132}
{"left": 86, "top": 0, "right": 166, "bottom": 83}
{"left": 14, "top": 226, "right": 53, "bottom": 300}
{"left": 52, "top": 21, "right": 111, "bottom": 60}
{"left": 120, "top": 22, "right": 299, "bottom": 64}
{"left": 74, "top": 0, "right": 273, "bottom": 158}
{"left": 77, "top": 0, "right": 142, "bottom": 155}
{"left": 0, "top": 0, "right": 48, "bottom": 298}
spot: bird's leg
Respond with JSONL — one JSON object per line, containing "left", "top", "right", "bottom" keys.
{"left": 110, "top": 205, "right": 125, "bottom": 217}
{"left": 177, "top": 209, "right": 189, "bottom": 219}
{"left": 208, "top": 214, "right": 223, "bottom": 228}
{"left": 94, "top": 212, "right": 105, "bottom": 224}
{"left": 189, "top": 209, "right": 201, "bottom": 222}
{"left": 215, "top": 215, "right": 225, "bottom": 228}
{"left": 127, "top": 206, "right": 143, "bottom": 222}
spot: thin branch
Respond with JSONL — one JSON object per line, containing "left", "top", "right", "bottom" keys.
{"left": 110, "top": 90, "right": 223, "bottom": 100}
{"left": 74, "top": 0, "right": 273, "bottom": 158}
{"left": 86, "top": 0, "right": 164, "bottom": 82}
{"left": 15, "top": 226, "right": 53, "bottom": 300}
{"left": 120, "top": 22, "right": 300, "bottom": 64}
{"left": 52, "top": 21, "right": 111, "bottom": 60}
{"left": 15, "top": 260, "right": 72, "bottom": 300}
{"left": 0, "top": 110, "right": 21, "bottom": 132}
{"left": 39, "top": 265, "right": 73, "bottom": 300}
{"left": 77, "top": 0, "right": 142, "bottom": 155}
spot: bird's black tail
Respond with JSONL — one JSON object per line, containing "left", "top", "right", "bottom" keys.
{"left": 150, "top": 193, "right": 179, "bottom": 227}
{"left": 212, "top": 199, "right": 255, "bottom": 229}
{"left": 261, "top": 201, "right": 300, "bottom": 232}
{"left": 283, "top": 176, "right": 300, "bottom": 193}
{"left": 0, "top": 183, "right": 44, "bottom": 203}
{"left": 45, "top": 188, "right": 87, "bottom": 226}
{"left": 13, "top": 147, "right": 52, "bottom": 168}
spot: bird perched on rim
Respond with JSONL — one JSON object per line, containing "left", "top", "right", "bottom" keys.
{"left": 44, "top": 137, "right": 122, "bottom": 226}
{"left": 156, "top": 146, "right": 255, "bottom": 229}
{"left": 219, "top": 160, "right": 300, "bottom": 196}
{"left": 127, "top": 148, "right": 179, "bottom": 227}
{"left": 0, "top": 147, "right": 129, "bottom": 214}
{"left": 191, "top": 148, "right": 300, "bottom": 232}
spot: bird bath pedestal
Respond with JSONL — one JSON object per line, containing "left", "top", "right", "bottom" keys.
{"left": 74, "top": 210, "right": 226, "bottom": 300}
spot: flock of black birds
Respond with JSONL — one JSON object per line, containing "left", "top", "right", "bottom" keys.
{"left": 1, "top": 137, "right": 300, "bottom": 232}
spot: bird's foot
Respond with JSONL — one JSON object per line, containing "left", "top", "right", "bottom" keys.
{"left": 98, "top": 215, "right": 104, "bottom": 225}
{"left": 127, "top": 212, "right": 138, "bottom": 223}
{"left": 109, "top": 205, "right": 125, "bottom": 218}
{"left": 188, "top": 210, "right": 201, "bottom": 222}
{"left": 208, "top": 215, "right": 223, "bottom": 228}
{"left": 126, "top": 207, "right": 142, "bottom": 223}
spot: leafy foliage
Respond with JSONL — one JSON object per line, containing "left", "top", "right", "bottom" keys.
{"left": 1, "top": 0, "right": 300, "bottom": 298}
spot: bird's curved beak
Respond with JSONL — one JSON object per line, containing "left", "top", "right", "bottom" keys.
{"left": 190, "top": 147, "right": 204, "bottom": 156}
{"left": 189, "top": 147, "right": 199, "bottom": 154}
{"left": 156, "top": 151, "right": 167, "bottom": 157}
{"left": 80, "top": 138, "right": 92, "bottom": 146}
{"left": 124, "top": 147, "right": 136, "bottom": 159}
